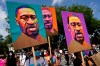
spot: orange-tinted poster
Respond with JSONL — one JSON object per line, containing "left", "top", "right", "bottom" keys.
{"left": 42, "top": 7, "right": 58, "bottom": 36}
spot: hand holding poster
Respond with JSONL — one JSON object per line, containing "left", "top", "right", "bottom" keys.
{"left": 61, "top": 11, "right": 91, "bottom": 53}
{"left": 42, "top": 7, "right": 58, "bottom": 57}
{"left": 6, "top": 1, "right": 47, "bottom": 50}
{"left": 91, "top": 52, "right": 100, "bottom": 66}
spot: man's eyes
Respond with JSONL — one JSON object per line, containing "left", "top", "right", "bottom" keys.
{"left": 48, "top": 15, "right": 52, "bottom": 18}
{"left": 20, "top": 15, "right": 36, "bottom": 20}
{"left": 70, "top": 22, "right": 81, "bottom": 27}
{"left": 43, "top": 14, "right": 52, "bottom": 18}
{"left": 20, "top": 15, "right": 28, "bottom": 20}
{"left": 71, "top": 23, "right": 76, "bottom": 26}
{"left": 30, "top": 15, "right": 36, "bottom": 20}
{"left": 43, "top": 15, "right": 46, "bottom": 18}
{"left": 77, "top": 23, "right": 81, "bottom": 26}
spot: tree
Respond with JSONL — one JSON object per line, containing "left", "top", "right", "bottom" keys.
{"left": 3, "top": 34, "right": 12, "bottom": 45}
{"left": 56, "top": 6, "right": 67, "bottom": 35}
{"left": 0, "top": 34, "right": 12, "bottom": 54}
{"left": 48, "top": 6, "right": 67, "bottom": 49}
{"left": 91, "top": 29, "right": 100, "bottom": 44}
{"left": 0, "top": 34, "right": 8, "bottom": 54}
{"left": 0, "top": 16, "right": 11, "bottom": 54}
{"left": 0, "top": 35, "right": 4, "bottom": 43}
{"left": 67, "top": 4, "right": 100, "bottom": 34}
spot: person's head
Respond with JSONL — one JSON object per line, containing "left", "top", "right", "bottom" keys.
{"left": 42, "top": 8, "right": 53, "bottom": 29}
{"left": 35, "top": 50, "right": 41, "bottom": 59}
{"left": 51, "top": 51, "right": 55, "bottom": 55}
{"left": 16, "top": 5, "right": 39, "bottom": 37}
{"left": 8, "top": 51, "right": 15, "bottom": 58}
{"left": 0, "top": 54, "right": 5, "bottom": 59}
{"left": 92, "top": 44, "right": 96, "bottom": 49}
{"left": 68, "top": 14, "right": 84, "bottom": 43}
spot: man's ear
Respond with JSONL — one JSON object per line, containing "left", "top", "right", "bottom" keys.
{"left": 68, "top": 24, "right": 70, "bottom": 31}
{"left": 15, "top": 17, "right": 19, "bottom": 25}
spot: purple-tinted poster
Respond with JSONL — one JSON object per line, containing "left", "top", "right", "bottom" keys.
{"left": 61, "top": 11, "right": 91, "bottom": 53}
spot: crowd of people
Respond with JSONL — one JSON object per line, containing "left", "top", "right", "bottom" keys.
{"left": 0, "top": 49, "right": 61, "bottom": 66}
{"left": 0, "top": 44, "right": 99, "bottom": 66}
{"left": 63, "top": 44, "right": 100, "bottom": 66}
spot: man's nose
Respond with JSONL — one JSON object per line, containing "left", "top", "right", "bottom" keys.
{"left": 45, "top": 16, "right": 50, "bottom": 20}
{"left": 75, "top": 25, "right": 80, "bottom": 30}
{"left": 27, "top": 18, "right": 34, "bottom": 24}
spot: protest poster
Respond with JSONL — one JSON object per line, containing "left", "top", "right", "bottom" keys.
{"left": 61, "top": 11, "right": 91, "bottom": 53}
{"left": 6, "top": 1, "right": 47, "bottom": 50}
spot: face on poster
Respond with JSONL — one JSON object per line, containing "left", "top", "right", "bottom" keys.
{"left": 16, "top": 6, "right": 39, "bottom": 38}
{"left": 61, "top": 11, "right": 91, "bottom": 52}
{"left": 6, "top": 1, "right": 47, "bottom": 49}
{"left": 42, "top": 7, "right": 58, "bottom": 36}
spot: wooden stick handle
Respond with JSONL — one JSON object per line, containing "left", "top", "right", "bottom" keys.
{"left": 81, "top": 51, "right": 86, "bottom": 66}
{"left": 32, "top": 47, "right": 37, "bottom": 66}
{"left": 48, "top": 36, "right": 52, "bottom": 57}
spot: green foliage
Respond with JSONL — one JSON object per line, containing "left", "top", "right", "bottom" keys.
{"left": 50, "top": 6, "right": 67, "bottom": 49}
{"left": 3, "top": 34, "right": 12, "bottom": 44}
{"left": 56, "top": 6, "right": 66, "bottom": 35}
{"left": 0, "top": 34, "right": 12, "bottom": 54}
{"left": 0, "top": 16, "right": 11, "bottom": 54}
{"left": 0, "top": 34, "right": 8, "bottom": 54}
{"left": 0, "top": 35, "right": 4, "bottom": 42}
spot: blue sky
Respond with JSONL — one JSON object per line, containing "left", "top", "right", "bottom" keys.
{"left": 0, "top": 0, "right": 100, "bottom": 38}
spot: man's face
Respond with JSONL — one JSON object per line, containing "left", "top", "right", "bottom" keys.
{"left": 42, "top": 9, "right": 53, "bottom": 29}
{"left": 16, "top": 8, "right": 39, "bottom": 37}
{"left": 68, "top": 16, "right": 84, "bottom": 43}
{"left": 92, "top": 44, "right": 96, "bottom": 49}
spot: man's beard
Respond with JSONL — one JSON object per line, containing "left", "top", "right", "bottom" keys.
{"left": 20, "top": 22, "right": 39, "bottom": 37}
{"left": 44, "top": 20, "right": 53, "bottom": 29}
{"left": 26, "top": 24, "right": 39, "bottom": 37}
{"left": 74, "top": 31, "right": 84, "bottom": 44}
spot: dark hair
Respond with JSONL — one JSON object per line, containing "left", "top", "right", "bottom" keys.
{"left": 67, "top": 13, "right": 80, "bottom": 24}
{"left": 42, "top": 7, "right": 50, "bottom": 11}
{"left": 0, "top": 54, "right": 6, "bottom": 59}
{"left": 15, "top": 5, "right": 34, "bottom": 17}
{"left": 42, "top": 7, "right": 52, "bottom": 15}
{"left": 7, "top": 51, "right": 15, "bottom": 58}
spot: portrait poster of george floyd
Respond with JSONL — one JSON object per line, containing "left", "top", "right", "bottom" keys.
{"left": 42, "top": 7, "right": 58, "bottom": 36}
{"left": 61, "top": 11, "right": 91, "bottom": 53}
{"left": 6, "top": 1, "right": 47, "bottom": 50}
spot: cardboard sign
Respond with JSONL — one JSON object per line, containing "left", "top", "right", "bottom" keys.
{"left": 42, "top": 7, "right": 58, "bottom": 36}
{"left": 91, "top": 52, "right": 100, "bottom": 66}
{"left": 61, "top": 11, "right": 91, "bottom": 53}
{"left": 6, "top": 1, "right": 47, "bottom": 50}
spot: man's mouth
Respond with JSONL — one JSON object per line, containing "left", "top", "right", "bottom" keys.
{"left": 77, "top": 34, "right": 83, "bottom": 38}
{"left": 28, "top": 28, "right": 37, "bottom": 31}
{"left": 26, "top": 27, "right": 38, "bottom": 36}
{"left": 45, "top": 21, "right": 52, "bottom": 26}
{"left": 76, "top": 32, "right": 83, "bottom": 38}
{"left": 45, "top": 21, "right": 51, "bottom": 24}
{"left": 27, "top": 27, "right": 37, "bottom": 33}
{"left": 45, "top": 23, "right": 51, "bottom": 26}
{"left": 74, "top": 32, "right": 84, "bottom": 43}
